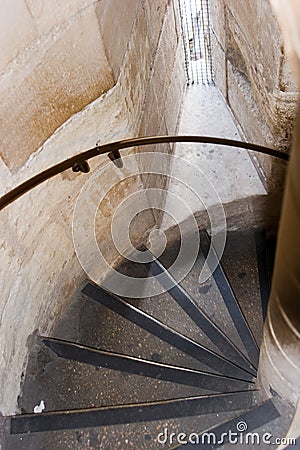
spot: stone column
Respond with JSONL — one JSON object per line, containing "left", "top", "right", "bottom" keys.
{"left": 258, "top": 0, "right": 300, "bottom": 406}
{"left": 258, "top": 112, "right": 300, "bottom": 404}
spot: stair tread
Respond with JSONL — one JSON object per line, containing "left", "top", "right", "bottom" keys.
{"left": 82, "top": 282, "right": 254, "bottom": 381}
{"left": 221, "top": 230, "right": 264, "bottom": 348}
{"left": 11, "top": 391, "right": 256, "bottom": 434}
{"left": 4, "top": 410, "right": 248, "bottom": 450}
{"left": 43, "top": 336, "right": 254, "bottom": 392}
{"left": 54, "top": 292, "right": 213, "bottom": 373}
{"left": 170, "top": 398, "right": 280, "bottom": 449}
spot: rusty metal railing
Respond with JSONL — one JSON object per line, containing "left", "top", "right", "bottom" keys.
{"left": 0, "top": 135, "right": 288, "bottom": 211}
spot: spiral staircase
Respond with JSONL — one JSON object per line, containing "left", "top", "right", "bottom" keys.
{"left": 4, "top": 227, "right": 297, "bottom": 449}
{"left": 0, "top": 135, "right": 297, "bottom": 449}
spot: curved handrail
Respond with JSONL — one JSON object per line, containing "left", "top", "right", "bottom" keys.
{"left": 0, "top": 135, "right": 288, "bottom": 211}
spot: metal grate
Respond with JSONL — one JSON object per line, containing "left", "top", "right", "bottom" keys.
{"left": 178, "top": 0, "right": 214, "bottom": 85}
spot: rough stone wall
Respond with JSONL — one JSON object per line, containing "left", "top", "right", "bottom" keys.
{"left": 258, "top": 0, "right": 300, "bottom": 406}
{"left": 210, "top": 0, "right": 298, "bottom": 193}
{"left": 0, "top": 0, "right": 185, "bottom": 414}
{"left": 138, "top": 0, "right": 186, "bottom": 226}
{"left": 0, "top": 0, "right": 115, "bottom": 170}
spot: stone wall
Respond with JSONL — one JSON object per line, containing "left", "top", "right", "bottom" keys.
{"left": 258, "top": 0, "right": 300, "bottom": 406}
{"left": 0, "top": 0, "right": 185, "bottom": 414}
{"left": 210, "top": 0, "right": 298, "bottom": 194}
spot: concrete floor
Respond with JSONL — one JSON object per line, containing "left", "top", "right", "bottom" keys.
{"left": 161, "top": 85, "right": 267, "bottom": 232}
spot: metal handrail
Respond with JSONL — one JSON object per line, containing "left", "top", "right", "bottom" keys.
{"left": 0, "top": 135, "right": 288, "bottom": 211}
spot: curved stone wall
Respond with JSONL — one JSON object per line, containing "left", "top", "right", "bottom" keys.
{"left": 210, "top": 0, "right": 298, "bottom": 195}
{"left": 0, "top": 0, "right": 185, "bottom": 414}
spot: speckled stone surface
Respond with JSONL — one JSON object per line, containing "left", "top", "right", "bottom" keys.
{"left": 3, "top": 229, "right": 295, "bottom": 450}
